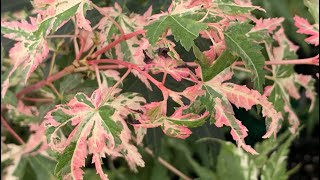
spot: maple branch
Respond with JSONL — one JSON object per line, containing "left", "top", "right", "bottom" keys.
{"left": 143, "top": 147, "right": 192, "bottom": 180}
{"left": 162, "top": 72, "right": 168, "bottom": 85}
{"left": 1, "top": 116, "right": 25, "bottom": 145}
{"left": 94, "top": 65, "right": 102, "bottom": 88}
{"left": 46, "top": 35, "right": 76, "bottom": 38}
{"left": 22, "top": 97, "right": 54, "bottom": 103}
{"left": 76, "top": 35, "right": 86, "bottom": 60}
{"left": 48, "top": 50, "right": 58, "bottom": 76}
{"left": 112, "top": 67, "right": 132, "bottom": 89}
{"left": 90, "top": 30, "right": 146, "bottom": 59}
{"left": 234, "top": 55, "right": 319, "bottom": 66}
{"left": 98, "top": 65, "right": 125, "bottom": 69}
{"left": 16, "top": 64, "right": 75, "bottom": 98}
{"left": 90, "top": 59, "right": 165, "bottom": 88}
{"left": 48, "top": 83, "right": 63, "bottom": 99}
{"left": 89, "top": 59, "right": 169, "bottom": 101}
{"left": 100, "top": 67, "right": 132, "bottom": 105}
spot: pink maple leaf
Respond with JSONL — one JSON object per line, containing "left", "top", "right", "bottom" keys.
{"left": 251, "top": 17, "right": 285, "bottom": 33}
{"left": 185, "top": 0, "right": 212, "bottom": 8}
{"left": 135, "top": 102, "right": 208, "bottom": 139}
{"left": 207, "top": 70, "right": 283, "bottom": 139}
{"left": 149, "top": 56, "right": 190, "bottom": 81}
{"left": 294, "top": 15, "right": 319, "bottom": 46}
{"left": 214, "top": 98, "right": 258, "bottom": 154}
{"left": 45, "top": 87, "right": 145, "bottom": 180}
{"left": 1, "top": 17, "right": 49, "bottom": 97}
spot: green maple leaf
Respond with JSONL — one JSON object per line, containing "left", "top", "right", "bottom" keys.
{"left": 224, "top": 22, "right": 266, "bottom": 92}
{"left": 145, "top": 15, "right": 207, "bottom": 51}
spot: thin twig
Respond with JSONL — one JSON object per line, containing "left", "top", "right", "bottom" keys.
{"left": 143, "top": 146, "right": 192, "bottom": 180}
{"left": 90, "top": 30, "right": 146, "bottom": 59}
{"left": 48, "top": 83, "right": 63, "bottom": 99}
{"left": 46, "top": 35, "right": 76, "bottom": 38}
{"left": 22, "top": 97, "right": 54, "bottom": 103}
{"left": 131, "top": 137, "right": 192, "bottom": 180}
{"left": 162, "top": 72, "right": 167, "bottom": 85}
{"left": 100, "top": 67, "right": 132, "bottom": 105}
{"left": 234, "top": 55, "right": 319, "bottom": 66}
{"left": 94, "top": 65, "right": 102, "bottom": 88}
{"left": 48, "top": 52, "right": 57, "bottom": 76}
{"left": 16, "top": 64, "right": 75, "bottom": 98}
{"left": 1, "top": 116, "right": 25, "bottom": 145}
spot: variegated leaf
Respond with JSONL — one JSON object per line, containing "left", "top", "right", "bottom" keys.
{"left": 44, "top": 87, "right": 146, "bottom": 180}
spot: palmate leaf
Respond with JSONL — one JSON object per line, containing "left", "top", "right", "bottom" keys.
{"left": 98, "top": 6, "right": 144, "bottom": 64}
{"left": 134, "top": 102, "right": 209, "bottom": 139}
{"left": 145, "top": 14, "right": 207, "bottom": 51}
{"left": 214, "top": 0, "right": 265, "bottom": 15}
{"left": 0, "top": 0, "right": 92, "bottom": 97}
{"left": 293, "top": 15, "right": 319, "bottom": 46}
{"left": 266, "top": 78, "right": 303, "bottom": 134}
{"left": 44, "top": 87, "right": 146, "bottom": 180}
{"left": 216, "top": 141, "right": 258, "bottom": 180}
{"left": 13, "top": 154, "right": 57, "bottom": 180}
{"left": 1, "top": 142, "right": 57, "bottom": 180}
{"left": 186, "top": 70, "right": 282, "bottom": 154}
{"left": 263, "top": 25, "right": 317, "bottom": 133}
{"left": 303, "top": 0, "right": 319, "bottom": 23}
{"left": 1, "top": 23, "right": 49, "bottom": 98}
{"left": 251, "top": 18, "right": 285, "bottom": 33}
{"left": 224, "top": 22, "right": 266, "bottom": 92}
{"left": 258, "top": 130, "right": 300, "bottom": 180}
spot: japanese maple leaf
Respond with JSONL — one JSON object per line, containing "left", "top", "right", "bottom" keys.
{"left": 264, "top": 25, "right": 317, "bottom": 133}
{"left": 185, "top": 0, "right": 212, "bottom": 8}
{"left": 294, "top": 15, "right": 319, "bottom": 46}
{"left": 251, "top": 17, "right": 285, "bottom": 33}
{"left": 134, "top": 102, "right": 209, "bottom": 139}
{"left": 1, "top": 18, "right": 49, "bottom": 98}
{"left": 44, "top": 87, "right": 145, "bottom": 180}
{"left": 1, "top": 0, "right": 93, "bottom": 98}
{"left": 33, "top": 0, "right": 92, "bottom": 31}
{"left": 192, "top": 70, "right": 282, "bottom": 154}
{"left": 213, "top": 98, "right": 257, "bottom": 154}
{"left": 149, "top": 56, "right": 190, "bottom": 82}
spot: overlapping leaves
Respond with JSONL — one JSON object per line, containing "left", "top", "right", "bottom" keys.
{"left": 1, "top": 0, "right": 92, "bottom": 97}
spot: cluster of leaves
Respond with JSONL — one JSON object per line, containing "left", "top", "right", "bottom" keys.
{"left": 1, "top": 0, "right": 318, "bottom": 179}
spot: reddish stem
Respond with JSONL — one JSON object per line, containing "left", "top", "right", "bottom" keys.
{"left": 1, "top": 116, "right": 25, "bottom": 144}
{"left": 90, "top": 30, "right": 146, "bottom": 59}
{"left": 88, "top": 59, "right": 163, "bottom": 87}
{"left": 22, "top": 97, "right": 54, "bottom": 103}
{"left": 234, "top": 55, "right": 319, "bottom": 66}
{"left": 76, "top": 35, "right": 86, "bottom": 60}
{"left": 162, "top": 72, "right": 168, "bottom": 84}
{"left": 98, "top": 65, "right": 126, "bottom": 69}
{"left": 16, "top": 65, "right": 75, "bottom": 98}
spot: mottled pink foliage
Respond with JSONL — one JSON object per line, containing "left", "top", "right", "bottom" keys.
{"left": 294, "top": 15, "right": 319, "bottom": 46}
